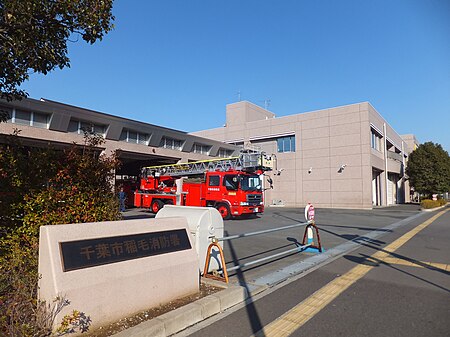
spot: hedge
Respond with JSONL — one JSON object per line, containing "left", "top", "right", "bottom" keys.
{"left": 421, "top": 199, "right": 447, "bottom": 209}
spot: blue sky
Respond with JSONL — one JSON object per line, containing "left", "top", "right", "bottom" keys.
{"left": 22, "top": 0, "right": 450, "bottom": 151}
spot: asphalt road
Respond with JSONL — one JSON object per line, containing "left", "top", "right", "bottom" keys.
{"left": 171, "top": 205, "right": 450, "bottom": 337}
{"left": 219, "top": 205, "right": 424, "bottom": 286}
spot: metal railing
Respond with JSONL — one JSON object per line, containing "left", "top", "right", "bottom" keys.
{"left": 204, "top": 220, "right": 322, "bottom": 282}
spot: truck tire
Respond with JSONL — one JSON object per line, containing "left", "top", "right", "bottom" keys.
{"left": 216, "top": 203, "right": 231, "bottom": 220}
{"left": 151, "top": 199, "right": 164, "bottom": 213}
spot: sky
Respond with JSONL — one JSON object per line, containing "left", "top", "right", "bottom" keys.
{"left": 22, "top": 0, "right": 450, "bottom": 151}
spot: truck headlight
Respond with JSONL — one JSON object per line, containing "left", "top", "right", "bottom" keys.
{"left": 240, "top": 202, "right": 249, "bottom": 206}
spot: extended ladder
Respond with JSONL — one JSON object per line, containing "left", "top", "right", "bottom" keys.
{"left": 141, "top": 152, "right": 273, "bottom": 177}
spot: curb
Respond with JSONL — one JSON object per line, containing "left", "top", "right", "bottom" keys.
{"left": 421, "top": 204, "right": 448, "bottom": 212}
{"left": 111, "top": 279, "right": 248, "bottom": 337}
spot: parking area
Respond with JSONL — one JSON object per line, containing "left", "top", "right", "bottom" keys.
{"left": 122, "top": 204, "right": 423, "bottom": 287}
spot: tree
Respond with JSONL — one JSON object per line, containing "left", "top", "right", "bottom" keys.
{"left": 0, "top": 0, "right": 115, "bottom": 121}
{"left": 406, "top": 142, "right": 450, "bottom": 197}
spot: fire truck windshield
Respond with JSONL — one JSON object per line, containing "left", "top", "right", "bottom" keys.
{"left": 223, "top": 174, "right": 262, "bottom": 191}
{"left": 240, "top": 174, "right": 262, "bottom": 191}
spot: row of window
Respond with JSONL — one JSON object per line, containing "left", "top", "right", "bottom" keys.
{"left": 7, "top": 109, "right": 50, "bottom": 129}
{"left": 3, "top": 108, "right": 246, "bottom": 158}
{"left": 3, "top": 109, "right": 401, "bottom": 158}
{"left": 192, "top": 143, "right": 211, "bottom": 155}
{"left": 371, "top": 129, "right": 403, "bottom": 157}
{"left": 159, "top": 136, "right": 183, "bottom": 150}
{"left": 120, "top": 129, "right": 149, "bottom": 145}
{"left": 230, "top": 136, "right": 297, "bottom": 153}
{"left": 3, "top": 110, "right": 406, "bottom": 161}
{"left": 5, "top": 108, "right": 296, "bottom": 155}
{"left": 208, "top": 174, "right": 261, "bottom": 191}
{"left": 68, "top": 120, "right": 107, "bottom": 136}
{"left": 234, "top": 130, "right": 404, "bottom": 155}
{"left": 159, "top": 137, "right": 233, "bottom": 157}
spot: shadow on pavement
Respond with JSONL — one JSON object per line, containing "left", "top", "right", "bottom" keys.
{"left": 225, "top": 230, "right": 266, "bottom": 336}
{"left": 343, "top": 250, "right": 450, "bottom": 293}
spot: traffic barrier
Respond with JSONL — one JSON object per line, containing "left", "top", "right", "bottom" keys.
{"left": 203, "top": 204, "right": 323, "bottom": 283}
{"left": 301, "top": 222, "right": 323, "bottom": 253}
{"left": 203, "top": 239, "right": 229, "bottom": 283}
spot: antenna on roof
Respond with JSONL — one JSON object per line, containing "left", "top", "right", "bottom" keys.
{"left": 264, "top": 99, "right": 271, "bottom": 110}
{"left": 237, "top": 91, "right": 242, "bottom": 102}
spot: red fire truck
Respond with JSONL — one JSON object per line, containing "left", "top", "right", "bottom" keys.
{"left": 134, "top": 152, "right": 274, "bottom": 219}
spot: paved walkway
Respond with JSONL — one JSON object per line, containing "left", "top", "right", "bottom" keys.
{"left": 177, "top": 206, "right": 450, "bottom": 337}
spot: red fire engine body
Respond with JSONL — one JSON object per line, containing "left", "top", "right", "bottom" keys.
{"left": 134, "top": 152, "right": 273, "bottom": 219}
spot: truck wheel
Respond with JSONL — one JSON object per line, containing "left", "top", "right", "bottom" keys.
{"left": 151, "top": 199, "right": 164, "bottom": 213}
{"left": 216, "top": 203, "right": 231, "bottom": 220}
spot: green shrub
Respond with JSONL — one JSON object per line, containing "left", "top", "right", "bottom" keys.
{"left": 438, "top": 199, "right": 447, "bottom": 206}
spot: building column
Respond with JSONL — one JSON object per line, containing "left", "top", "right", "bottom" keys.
{"left": 382, "top": 123, "right": 388, "bottom": 206}
{"left": 401, "top": 140, "right": 410, "bottom": 203}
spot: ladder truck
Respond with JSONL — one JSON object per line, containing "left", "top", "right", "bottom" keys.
{"left": 134, "top": 151, "right": 274, "bottom": 219}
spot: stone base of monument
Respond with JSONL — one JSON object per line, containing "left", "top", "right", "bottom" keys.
{"left": 38, "top": 217, "right": 198, "bottom": 332}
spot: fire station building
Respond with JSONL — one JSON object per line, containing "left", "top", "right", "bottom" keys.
{"left": 192, "top": 101, "right": 419, "bottom": 209}
{"left": 0, "top": 97, "right": 419, "bottom": 209}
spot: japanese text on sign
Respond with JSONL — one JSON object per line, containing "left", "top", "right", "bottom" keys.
{"left": 60, "top": 229, "right": 191, "bottom": 272}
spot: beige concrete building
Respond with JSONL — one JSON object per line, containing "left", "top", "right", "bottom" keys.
{"left": 1, "top": 97, "right": 419, "bottom": 209}
{"left": 0, "top": 97, "right": 240, "bottom": 178}
{"left": 192, "top": 101, "right": 419, "bottom": 209}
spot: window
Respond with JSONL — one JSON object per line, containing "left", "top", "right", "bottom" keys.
{"left": 193, "top": 143, "right": 211, "bottom": 155}
{"left": 119, "top": 128, "right": 150, "bottom": 145}
{"left": 93, "top": 124, "right": 105, "bottom": 135}
{"left": 68, "top": 120, "right": 80, "bottom": 133}
{"left": 10, "top": 109, "right": 50, "bottom": 129}
{"left": 209, "top": 175, "right": 220, "bottom": 186}
{"left": 15, "top": 110, "right": 31, "bottom": 126}
{"left": 371, "top": 129, "right": 383, "bottom": 152}
{"left": 240, "top": 175, "right": 261, "bottom": 191}
{"left": 33, "top": 113, "right": 49, "bottom": 128}
{"left": 128, "top": 131, "right": 138, "bottom": 143}
{"left": 277, "top": 135, "right": 295, "bottom": 153}
{"left": 2, "top": 107, "right": 12, "bottom": 121}
{"left": 218, "top": 148, "right": 233, "bottom": 158}
{"left": 80, "top": 122, "right": 94, "bottom": 133}
{"left": 223, "top": 174, "right": 239, "bottom": 190}
{"left": 69, "top": 119, "right": 106, "bottom": 136}
{"left": 160, "top": 136, "right": 183, "bottom": 150}
{"left": 138, "top": 133, "right": 148, "bottom": 145}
